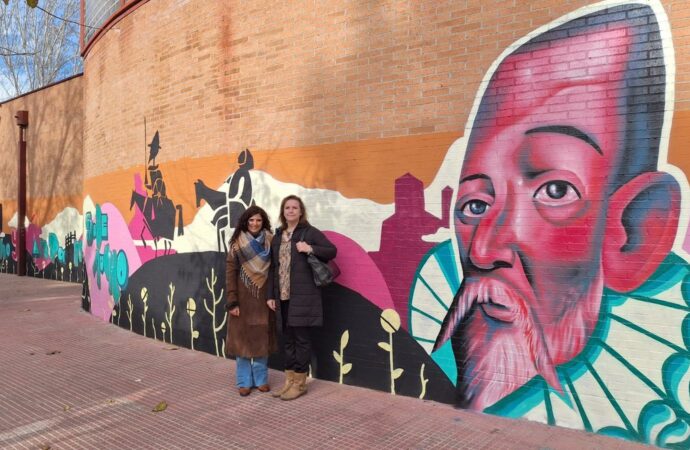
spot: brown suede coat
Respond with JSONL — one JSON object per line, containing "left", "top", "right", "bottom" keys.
{"left": 224, "top": 246, "right": 277, "bottom": 358}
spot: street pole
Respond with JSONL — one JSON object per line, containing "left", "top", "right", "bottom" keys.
{"left": 15, "top": 110, "right": 28, "bottom": 276}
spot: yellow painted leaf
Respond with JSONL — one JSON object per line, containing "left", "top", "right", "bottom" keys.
{"left": 140, "top": 287, "right": 148, "bottom": 301}
{"left": 340, "top": 330, "right": 349, "bottom": 348}
{"left": 380, "top": 309, "right": 400, "bottom": 333}
{"left": 392, "top": 368, "right": 404, "bottom": 379}
{"left": 161, "top": 322, "right": 166, "bottom": 332}
{"left": 192, "top": 330, "right": 199, "bottom": 338}
{"left": 187, "top": 298, "right": 196, "bottom": 315}
{"left": 342, "top": 363, "right": 352, "bottom": 374}
{"left": 377, "top": 342, "right": 391, "bottom": 352}
{"left": 152, "top": 400, "right": 168, "bottom": 412}
{"left": 332, "top": 350, "right": 342, "bottom": 363}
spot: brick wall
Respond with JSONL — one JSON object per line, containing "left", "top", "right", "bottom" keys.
{"left": 83, "top": 0, "right": 690, "bottom": 177}
{"left": 0, "top": 75, "right": 83, "bottom": 233}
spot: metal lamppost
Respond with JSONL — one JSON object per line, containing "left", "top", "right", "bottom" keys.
{"left": 15, "top": 110, "right": 28, "bottom": 276}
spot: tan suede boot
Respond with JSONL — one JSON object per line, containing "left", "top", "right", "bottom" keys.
{"left": 272, "top": 370, "right": 295, "bottom": 398}
{"left": 280, "top": 371, "right": 307, "bottom": 400}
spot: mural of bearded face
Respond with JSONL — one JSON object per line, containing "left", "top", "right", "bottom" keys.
{"left": 436, "top": 4, "right": 682, "bottom": 412}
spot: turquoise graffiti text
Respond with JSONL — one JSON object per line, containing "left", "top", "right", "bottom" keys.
{"left": 86, "top": 205, "right": 129, "bottom": 302}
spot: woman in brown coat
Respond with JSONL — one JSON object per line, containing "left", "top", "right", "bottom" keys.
{"left": 225, "top": 205, "right": 277, "bottom": 396}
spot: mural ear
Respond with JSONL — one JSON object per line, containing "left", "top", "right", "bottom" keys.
{"left": 603, "top": 172, "right": 681, "bottom": 293}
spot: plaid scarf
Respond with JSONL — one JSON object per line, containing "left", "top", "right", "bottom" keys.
{"left": 233, "top": 230, "right": 272, "bottom": 297}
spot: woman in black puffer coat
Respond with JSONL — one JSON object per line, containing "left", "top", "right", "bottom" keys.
{"left": 266, "top": 195, "right": 337, "bottom": 400}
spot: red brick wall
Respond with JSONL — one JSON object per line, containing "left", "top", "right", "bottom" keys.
{"left": 0, "top": 76, "right": 83, "bottom": 231}
{"left": 82, "top": 0, "right": 690, "bottom": 179}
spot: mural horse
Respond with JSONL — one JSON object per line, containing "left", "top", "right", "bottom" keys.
{"left": 194, "top": 149, "right": 255, "bottom": 253}
{"left": 130, "top": 192, "right": 184, "bottom": 255}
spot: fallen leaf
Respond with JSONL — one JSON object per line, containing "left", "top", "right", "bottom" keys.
{"left": 23, "top": 308, "right": 30, "bottom": 312}
{"left": 105, "top": 399, "right": 115, "bottom": 404}
{"left": 164, "top": 347, "right": 179, "bottom": 351}
{"left": 63, "top": 405, "right": 71, "bottom": 412}
{"left": 152, "top": 401, "right": 168, "bottom": 412}
{"left": 46, "top": 350, "right": 61, "bottom": 355}
{"left": 39, "top": 444, "right": 50, "bottom": 450}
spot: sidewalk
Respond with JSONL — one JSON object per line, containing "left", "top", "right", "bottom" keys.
{"left": 0, "top": 274, "right": 648, "bottom": 450}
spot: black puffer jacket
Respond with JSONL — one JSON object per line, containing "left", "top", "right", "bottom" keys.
{"left": 268, "top": 223, "right": 337, "bottom": 327}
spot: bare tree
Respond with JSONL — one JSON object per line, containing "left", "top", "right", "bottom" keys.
{"left": 0, "top": 0, "right": 82, "bottom": 100}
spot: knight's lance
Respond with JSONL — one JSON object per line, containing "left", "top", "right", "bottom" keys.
{"left": 144, "top": 117, "right": 148, "bottom": 186}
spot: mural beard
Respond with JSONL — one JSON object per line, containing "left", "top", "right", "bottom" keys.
{"left": 451, "top": 276, "right": 603, "bottom": 411}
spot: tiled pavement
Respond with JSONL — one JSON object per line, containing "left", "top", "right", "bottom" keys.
{"left": 0, "top": 274, "right": 649, "bottom": 450}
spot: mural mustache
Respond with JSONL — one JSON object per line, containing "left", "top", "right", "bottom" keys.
{"left": 436, "top": 276, "right": 560, "bottom": 406}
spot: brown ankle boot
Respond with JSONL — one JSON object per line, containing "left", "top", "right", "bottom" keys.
{"left": 238, "top": 387, "right": 251, "bottom": 397}
{"left": 280, "top": 371, "right": 307, "bottom": 400}
{"left": 272, "top": 370, "right": 295, "bottom": 398}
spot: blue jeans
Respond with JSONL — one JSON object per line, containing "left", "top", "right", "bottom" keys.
{"left": 236, "top": 356, "right": 268, "bottom": 388}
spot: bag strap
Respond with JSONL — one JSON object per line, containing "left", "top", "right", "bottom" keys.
{"left": 298, "top": 226, "right": 308, "bottom": 242}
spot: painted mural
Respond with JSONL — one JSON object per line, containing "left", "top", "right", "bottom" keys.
{"left": 0, "top": 204, "right": 84, "bottom": 282}
{"left": 1, "top": 0, "right": 687, "bottom": 447}
{"left": 409, "top": 3, "right": 690, "bottom": 446}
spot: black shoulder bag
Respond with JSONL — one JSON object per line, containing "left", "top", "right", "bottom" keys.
{"left": 299, "top": 228, "right": 340, "bottom": 287}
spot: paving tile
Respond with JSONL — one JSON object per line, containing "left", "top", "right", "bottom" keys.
{"left": 0, "top": 274, "right": 651, "bottom": 449}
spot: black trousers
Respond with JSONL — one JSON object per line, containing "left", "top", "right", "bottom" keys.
{"left": 280, "top": 300, "right": 312, "bottom": 374}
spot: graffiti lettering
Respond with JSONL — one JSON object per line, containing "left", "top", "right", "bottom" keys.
{"left": 86, "top": 203, "right": 128, "bottom": 302}
{"left": 73, "top": 240, "right": 83, "bottom": 266}
{"left": 0, "top": 241, "right": 10, "bottom": 260}
{"left": 92, "top": 243, "right": 129, "bottom": 302}
{"left": 85, "top": 205, "right": 108, "bottom": 248}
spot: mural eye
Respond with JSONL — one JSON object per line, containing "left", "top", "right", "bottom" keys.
{"left": 461, "top": 200, "right": 490, "bottom": 217}
{"left": 534, "top": 181, "right": 580, "bottom": 205}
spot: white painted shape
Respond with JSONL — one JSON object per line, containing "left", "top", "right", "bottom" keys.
{"left": 82, "top": 196, "right": 95, "bottom": 219}
{"left": 410, "top": 308, "right": 442, "bottom": 344}
{"left": 550, "top": 389, "right": 585, "bottom": 430}
{"left": 654, "top": 281, "right": 688, "bottom": 308}
{"left": 170, "top": 203, "right": 221, "bottom": 253}
{"left": 522, "top": 400, "right": 549, "bottom": 425}
{"left": 423, "top": 136, "right": 466, "bottom": 221}
{"left": 249, "top": 170, "right": 392, "bottom": 251}
{"left": 571, "top": 368, "right": 628, "bottom": 432}
{"left": 8, "top": 212, "right": 30, "bottom": 228}
{"left": 605, "top": 317, "right": 672, "bottom": 391}
{"left": 40, "top": 206, "right": 83, "bottom": 241}
{"left": 418, "top": 256, "right": 455, "bottom": 310}
{"left": 612, "top": 297, "right": 687, "bottom": 350}
{"left": 590, "top": 349, "right": 660, "bottom": 429}
{"left": 172, "top": 170, "right": 393, "bottom": 253}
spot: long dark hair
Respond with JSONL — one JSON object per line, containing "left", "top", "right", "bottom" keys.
{"left": 278, "top": 195, "right": 309, "bottom": 230}
{"left": 230, "top": 205, "right": 272, "bottom": 244}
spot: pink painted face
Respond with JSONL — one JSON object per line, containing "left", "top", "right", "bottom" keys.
{"left": 247, "top": 214, "right": 263, "bottom": 235}
{"left": 452, "top": 26, "right": 634, "bottom": 410}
